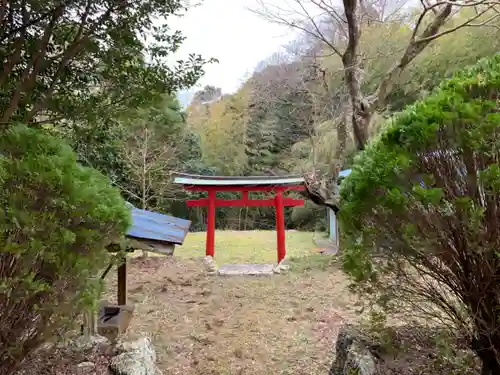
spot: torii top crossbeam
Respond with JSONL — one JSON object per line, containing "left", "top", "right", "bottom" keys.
{"left": 173, "top": 172, "right": 305, "bottom": 263}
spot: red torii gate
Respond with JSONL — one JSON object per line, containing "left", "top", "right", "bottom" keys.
{"left": 173, "top": 173, "right": 305, "bottom": 263}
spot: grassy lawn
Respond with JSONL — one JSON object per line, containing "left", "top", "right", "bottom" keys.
{"left": 176, "top": 230, "right": 317, "bottom": 264}
{"left": 111, "top": 230, "right": 356, "bottom": 375}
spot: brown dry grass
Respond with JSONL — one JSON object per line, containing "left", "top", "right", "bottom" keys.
{"left": 18, "top": 341, "right": 115, "bottom": 375}
{"left": 104, "top": 254, "right": 357, "bottom": 375}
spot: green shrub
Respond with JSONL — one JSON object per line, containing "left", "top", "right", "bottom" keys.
{"left": 0, "top": 126, "right": 131, "bottom": 374}
{"left": 339, "top": 54, "right": 500, "bottom": 375}
{"left": 288, "top": 253, "right": 338, "bottom": 273}
{"left": 291, "top": 200, "right": 326, "bottom": 231}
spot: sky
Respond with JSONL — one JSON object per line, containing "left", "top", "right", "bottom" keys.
{"left": 169, "top": 0, "right": 297, "bottom": 99}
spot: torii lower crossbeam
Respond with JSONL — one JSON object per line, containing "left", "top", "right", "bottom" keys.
{"left": 173, "top": 173, "right": 305, "bottom": 263}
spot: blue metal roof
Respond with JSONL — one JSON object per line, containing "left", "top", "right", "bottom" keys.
{"left": 339, "top": 169, "right": 352, "bottom": 178}
{"left": 173, "top": 172, "right": 304, "bottom": 186}
{"left": 127, "top": 207, "right": 191, "bottom": 245}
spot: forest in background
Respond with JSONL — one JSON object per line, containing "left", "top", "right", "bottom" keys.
{"left": 181, "top": 4, "right": 500, "bottom": 231}
{"left": 60, "top": 1, "right": 500, "bottom": 233}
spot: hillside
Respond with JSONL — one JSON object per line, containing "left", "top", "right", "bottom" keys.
{"left": 185, "top": 12, "right": 500, "bottom": 181}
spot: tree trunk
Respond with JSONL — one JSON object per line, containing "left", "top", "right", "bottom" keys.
{"left": 472, "top": 333, "right": 500, "bottom": 375}
{"left": 351, "top": 101, "right": 372, "bottom": 150}
{"left": 471, "top": 311, "right": 500, "bottom": 375}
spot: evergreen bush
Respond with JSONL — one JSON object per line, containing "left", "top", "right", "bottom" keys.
{"left": 339, "top": 54, "right": 500, "bottom": 374}
{"left": 0, "top": 126, "right": 130, "bottom": 374}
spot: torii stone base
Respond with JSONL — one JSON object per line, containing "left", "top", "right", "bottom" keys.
{"left": 203, "top": 256, "right": 289, "bottom": 276}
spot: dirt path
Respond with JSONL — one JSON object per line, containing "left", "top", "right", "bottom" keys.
{"left": 105, "top": 256, "right": 357, "bottom": 375}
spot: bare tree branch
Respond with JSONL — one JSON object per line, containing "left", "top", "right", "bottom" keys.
{"left": 251, "top": 0, "right": 500, "bottom": 211}
{"left": 121, "top": 124, "right": 180, "bottom": 211}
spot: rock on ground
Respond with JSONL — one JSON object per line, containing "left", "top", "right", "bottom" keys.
{"left": 203, "top": 255, "right": 218, "bottom": 275}
{"left": 329, "top": 324, "right": 378, "bottom": 375}
{"left": 273, "top": 259, "right": 290, "bottom": 274}
{"left": 77, "top": 361, "right": 96, "bottom": 375}
{"left": 16, "top": 334, "right": 114, "bottom": 375}
{"left": 109, "top": 337, "right": 162, "bottom": 375}
{"left": 70, "top": 334, "right": 110, "bottom": 352}
{"left": 218, "top": 263, "right": 275, "bottom": 276}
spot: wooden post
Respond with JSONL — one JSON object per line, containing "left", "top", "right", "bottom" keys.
{"left": 275, "top": 192, "right": 286, "bottom": 263}
{"left": 206, "top": 190, "right": 216, "bottom": 257}
{"left": 117, "top": 256, "right": 127, "bottom": 306}
{"left": 328, "top": 208, "right": 338, "bottom": 246}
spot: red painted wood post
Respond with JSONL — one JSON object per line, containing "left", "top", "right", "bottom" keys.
{"left": 275, "top": 192, "right": 286, "bottom": 263}
{"left": 206, "top": 190, "right": 216, "bottom": 257}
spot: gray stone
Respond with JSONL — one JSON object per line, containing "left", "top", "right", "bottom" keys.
{"left": 77, "top": 362, "right": 96, "bottom": 368}
{"left": 218, "top": 263, "right": 275, "bottom": 276}
{"left": 77, "top": 361, "right": 96, "bottom": 375}
{"left": 109, "top": 337, "right": 162, "bottom": 375}
{"left": 203, "top": 255, "right": 218, "bottom": 275}
{"left": 273, "top": 260, "right": 290, "bottom": 274}
{"left": 329, "top": 325, "right": 378, "bottom": 375}
{"left": 70, "top": 334, "right": 109, "bottom": 352}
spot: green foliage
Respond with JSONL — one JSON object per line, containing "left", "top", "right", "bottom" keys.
{"left": 245, "top": 119, "right": 281, "bottom": 172}
{"left": 116, "top": 94, "right": 189, "bottom": 209}
{"left": 341, "top": 53, "right": 500, "bottom": 247}
{"left": 339, "top": 54, "right": 500, "bottom": 373}
{"left": 186, "top": 9, "right": 500, "bottom": 179}
{"left": 288, "top": 253, "right": 338, "bottom": 273}
{"left": 0, "top": 126, "right": 130, "bottom": 374}
{"left": 291, "top": 201, "right": 326, "bottom": 231}
{"left": 0, "top": 0, "right": 216, "bottom": 234}
{"left": 0, "top": 0, "right": 215, "bottom": 126}
{"left": 67, "top": 93, "right": 205, "bottom": 222}
{"left": 67, "top": 119, "right": 129, "bottom": 186}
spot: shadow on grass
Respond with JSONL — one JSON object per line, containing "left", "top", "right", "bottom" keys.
{"left": 288, "top": 253, "right": 340, "bottom": 273}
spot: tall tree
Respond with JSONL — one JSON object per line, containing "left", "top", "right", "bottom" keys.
{"left": 119, "top": 94, "right": 184, "bottom": 210}
{"left": 251, "top": 0, "right": 500, "bottom": 210}
{"left": 0, "top": 0, "right": 215, "bottom": 128}
{"left": 191, "top": 85, "right": 223, "bottom": 105}
{"left": 188, "top": 90, "right": 249, "bottom": 175}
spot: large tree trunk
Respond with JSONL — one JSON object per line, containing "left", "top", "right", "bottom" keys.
{"left": 340, "top": 0, "right": 455, "bottom": 151}
{"left": 471, "top": 300, "right": 500, "bottom": 375}
{"left": 472, "top": 332, "right": 500, "bottom": 375}
{"left": 342, "top": 0, "right": 370, "bottom": 151}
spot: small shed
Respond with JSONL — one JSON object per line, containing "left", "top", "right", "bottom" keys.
{"left": 98, "top": 205, "right": 191, "bottom": 339}
{"left": 114, "top": 204, "right": 191, "bottom": 305}
{"left": 127, "top": 205, "right": 191, "bottom": 255}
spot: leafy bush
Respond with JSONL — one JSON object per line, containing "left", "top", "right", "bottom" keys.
{"left": 291, "top": 200, "right": 326, "bottom": 231}
{"left": 339, "top": 54, "right": 500, "bottom": 374}
{"left": 0, "top": 126, "right": 131, "bottom": 374}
